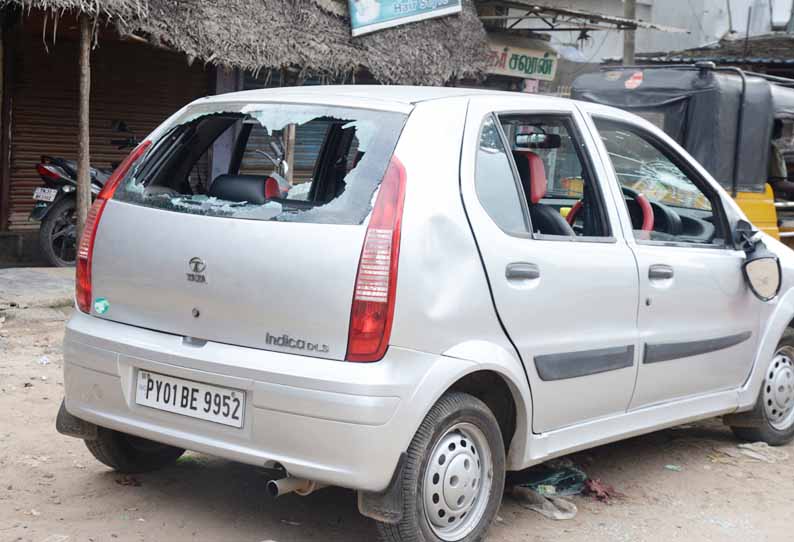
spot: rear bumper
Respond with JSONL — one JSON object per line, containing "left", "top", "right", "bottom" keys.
{"left": 62, "top": 312, "right": 469, "bottom": 491}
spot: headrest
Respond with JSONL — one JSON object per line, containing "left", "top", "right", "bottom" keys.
{"left": 209, "top": 174, "right": 266, "bottom": 204}
{"left": 264, "top": 177, "right": 281, "bottom": 199}
{"left": 512, "top": 150, "right": 547, "bottom": 204}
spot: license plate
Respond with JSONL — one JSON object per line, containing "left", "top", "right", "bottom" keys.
{"left": 135, "top": 371, "right": 245, "bottom": 428}
{"left": 33, "top": 187, "right": 58, "bottom": 202}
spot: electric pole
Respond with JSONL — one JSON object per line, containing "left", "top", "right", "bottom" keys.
{"left": 624, "top": 0, "right": 636, "bottom": 65}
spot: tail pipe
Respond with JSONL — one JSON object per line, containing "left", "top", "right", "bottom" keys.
{"left": 266, "top": 477, "right": 325, "bottom": 497}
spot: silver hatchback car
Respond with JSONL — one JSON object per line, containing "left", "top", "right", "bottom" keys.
{"left": 58, "top": 86, "right": 794, "bottom": 542}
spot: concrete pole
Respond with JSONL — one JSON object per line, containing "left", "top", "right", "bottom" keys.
{"left": 623, "top": 0, "right": 636, "bottom": 66}
{"left": 76, "top": 13, "right": 92, "bottom": 241}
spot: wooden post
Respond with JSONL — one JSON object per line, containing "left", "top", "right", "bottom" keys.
{"left": 284, "top": 123, "right": 296, "bottom": 186}
{"left": 623, "top": 0, "right": 636, "bottom": 66}
{"left": 76, "top": 13, "right": 91, "bottom": 240}
{"left": 0, "top": 18, "right": 8, "bottom": 231}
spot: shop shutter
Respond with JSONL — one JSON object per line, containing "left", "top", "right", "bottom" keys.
{"left": 7, "top": 32, "right": 210, "bottom": 230}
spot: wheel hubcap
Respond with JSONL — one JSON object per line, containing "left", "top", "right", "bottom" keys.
{"left": 764, "top": 350, "right": 794, "bottom": 431}
{"left": 423, "top": 423, "right": 492, "bottom": 541}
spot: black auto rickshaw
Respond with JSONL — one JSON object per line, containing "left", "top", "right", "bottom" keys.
{"left": 572, "top": 62, "right": 794, "bottom": 247}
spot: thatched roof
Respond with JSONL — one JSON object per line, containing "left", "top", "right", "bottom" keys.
{"left": 3, "top": 0, "right": 491, "bottom": 85}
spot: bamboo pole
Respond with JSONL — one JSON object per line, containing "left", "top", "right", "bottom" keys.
{"left": 76, "top": 13, "right": 91, "bottom": 240}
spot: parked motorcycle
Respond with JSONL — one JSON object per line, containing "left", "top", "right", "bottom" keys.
{"left": 31, "top": 122, "right": 137, "bottom": 267}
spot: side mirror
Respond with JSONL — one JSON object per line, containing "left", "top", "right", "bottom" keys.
{"left": 743, "top": 246, "right": 782, "bottom": 302}
{"left": 734, "top": 220, "right": 781, "bottom": 301}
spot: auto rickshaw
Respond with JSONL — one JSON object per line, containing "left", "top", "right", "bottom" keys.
{"left": 572, "top": 63, "right": 794, "bottom": 248}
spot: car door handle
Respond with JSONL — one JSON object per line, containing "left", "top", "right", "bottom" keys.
{"left": 506, "top": 262, "right": 540, "bottom": 281}
{"left": 648, "top": 264, "right": 674, "bottom": 280}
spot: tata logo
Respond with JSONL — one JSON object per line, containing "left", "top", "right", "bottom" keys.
{"left": 187, "top": 257, "right": 207, "bottom": 283}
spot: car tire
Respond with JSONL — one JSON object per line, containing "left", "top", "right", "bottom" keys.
{"left": 85, "top": 427, "right": 185, "bottom": 473}
{"left": 730, "top": 330, "right": 794, "bottom": 446}
{"left": 39, "top": 196, "right": 77, "bottom": 267}
{"left": 376, "top": 392, "right": 505, "bottom": 542}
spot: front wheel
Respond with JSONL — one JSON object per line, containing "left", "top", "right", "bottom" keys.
{"left": 730, "top": 332, "right": 794, "bottom": 446}
{"left": 38, "top": 197, "right": 77, "bottom": 267}
{"left": 376, "top": 392, "right": 505, "bottom": 542}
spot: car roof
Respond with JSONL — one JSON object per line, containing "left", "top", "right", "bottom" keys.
{"left": 199, "top": 85, "right": 573, "bottom": 108}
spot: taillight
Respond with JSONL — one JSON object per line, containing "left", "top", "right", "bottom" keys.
{"left": 346, "top": 156, "right": 406, "bottom": 362}
{"left": 36, "top": 163, "right": 63, "bottom": 182}
{"left": 75, "top": 141, "right": 151, "bottom": 313}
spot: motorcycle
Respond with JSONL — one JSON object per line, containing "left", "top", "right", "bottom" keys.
{"left": 31, "top": 122, "right": 137, "bottom": 267}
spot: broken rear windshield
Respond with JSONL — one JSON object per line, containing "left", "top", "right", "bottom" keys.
{"left": 113, "top": 103, "right": 407, "bottom": 225}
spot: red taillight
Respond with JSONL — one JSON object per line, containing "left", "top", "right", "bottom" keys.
{"left": 36, "top": 163, "right": 63, "bottom": 181}
{"left": 346, "top": 156, "right": 406, "bottom": 362}
{"left": 75, "top": 141, "right": 151, "bottom": 313}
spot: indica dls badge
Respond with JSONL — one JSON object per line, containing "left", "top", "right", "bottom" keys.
{"left": 93, "top": 297, "right": 110, "bottom": 314}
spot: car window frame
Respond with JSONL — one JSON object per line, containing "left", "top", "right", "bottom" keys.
{"left": 472, "top": 112, "right": 533, "bottom": 237}
{"left": 591, "top": 115, "right": 732, "bottom": 250}
{"left": 497, "top": 111, "right": 616, "bottom": 244}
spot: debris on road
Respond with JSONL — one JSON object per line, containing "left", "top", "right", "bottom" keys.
{"left": 664, "top": 464, "right": 684, "bottom": 472}
{"left": 508, "top": 460, "right": 587, "bottom": 497}
{"left": 710, "top": 442, "right": 790, "bottom": 465}
{"left": 583, "top": 478, "right": 625, "bottom": 503}
{"left": 115, "top": 476, "right": 142, "bottom": 487}
{"left": 510, "top": 485, "right": 578, "bottom": 520}
{"left": 38, "top": 355, "right": 51, "bottom": 366}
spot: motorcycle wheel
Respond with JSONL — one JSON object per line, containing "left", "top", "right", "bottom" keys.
{"left": 39, "top": 197, "right": 77, "bottom": 267}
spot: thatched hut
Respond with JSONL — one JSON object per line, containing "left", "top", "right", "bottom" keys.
{"left": 0, "top": 0, "right": 490, "bottom": 252}
{"left": 3, "top": 0, "right": 490, "bottom": 84}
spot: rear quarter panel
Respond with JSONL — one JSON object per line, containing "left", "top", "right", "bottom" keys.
{"left": 388, "top": 98, "right": 532, "bottom": 468}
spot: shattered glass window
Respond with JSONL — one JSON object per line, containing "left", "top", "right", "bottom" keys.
{"left": 113, "top": 104, "right": 406, "bottom": 225}
{"left": 597, "top": 123, "right": 711, "bottom": 212}
{"left": 595, "top": 118, "right": 723, "bottom": 245}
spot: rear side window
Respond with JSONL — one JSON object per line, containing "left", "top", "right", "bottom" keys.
{"left": 114, "top": 104, "right": 406, "bottom": 225}
{"left": 475, "top": 116, "right": 528, "bottom": 234}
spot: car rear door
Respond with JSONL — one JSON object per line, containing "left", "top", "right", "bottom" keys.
{"left": 460, "top": 96, "right": 641, "bottom": 433}
{"left": 582, "top": 106, "right": 761, "bottom": 408}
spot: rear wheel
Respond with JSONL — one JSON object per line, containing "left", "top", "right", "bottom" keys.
{"left": 85, "top": 427, "right": 185, "bottom": 473}
{"left": 39, "top": 197, "right": 77, "bottom": 267}
{"left": 376, "top": 392, "right": 505, "bottom": 542}
{"left": 730, "top": 332, "right": 794, "bottom": 446}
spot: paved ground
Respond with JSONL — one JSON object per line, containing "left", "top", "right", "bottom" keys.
{"left": 1, "top": 269, "right": 793, "bottom": 542}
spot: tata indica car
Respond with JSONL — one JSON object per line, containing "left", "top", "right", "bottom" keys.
{"left": 57, "top": 86, "right": 794, "bottom": 542}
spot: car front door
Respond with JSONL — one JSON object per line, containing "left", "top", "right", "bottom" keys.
{"left": 584, "top": 109, "right": 761, "bottom": 408}
{"left": 460, "top": 97, "right": 640, "bottom": 433}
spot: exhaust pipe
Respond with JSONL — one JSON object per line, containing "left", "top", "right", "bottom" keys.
{"left": 266, "top": 477, "right": 325, "bottom": 497}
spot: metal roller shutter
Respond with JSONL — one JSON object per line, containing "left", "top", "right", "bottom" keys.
{"left": 7, "top": 32, "right": 210, "bottom": 230}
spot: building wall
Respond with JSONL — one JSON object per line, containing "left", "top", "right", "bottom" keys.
{"left": 509, "top": 0, "right": 794, "bottom": 65}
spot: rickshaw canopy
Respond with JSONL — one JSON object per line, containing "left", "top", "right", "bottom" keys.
{"left": 572, "top": 66, "right": 777, "bottom": 194}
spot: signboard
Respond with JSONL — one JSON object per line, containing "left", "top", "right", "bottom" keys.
{"left": 348, "top": 0, "right": 462, "bottom": 37}
{"left": 487, "top": 43, "right": 558, "bottom": 82}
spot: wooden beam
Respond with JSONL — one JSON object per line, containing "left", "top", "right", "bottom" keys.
{"left": 76, "top": 13, "right": 91, "bottom": 239}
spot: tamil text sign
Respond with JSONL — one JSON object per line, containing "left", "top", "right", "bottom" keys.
{"left": 487, "top": 43, "right": 558, "bottom": 81}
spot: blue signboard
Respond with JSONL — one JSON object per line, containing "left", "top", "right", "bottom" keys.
{"left": 348, "top": 0, "right": 462, "bottom": 37}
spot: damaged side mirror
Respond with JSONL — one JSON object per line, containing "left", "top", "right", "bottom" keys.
{"left": 735, "top": 220, "right": 782, "bottom": 302}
